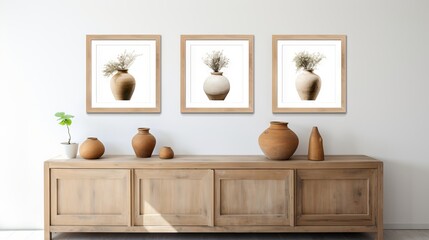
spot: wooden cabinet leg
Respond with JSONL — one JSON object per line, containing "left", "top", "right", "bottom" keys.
{"left": 376, "top": 229, "right": 383, "bottom": 240}
{"left": 44, "top": 230, "right": 51, "bottom": 240}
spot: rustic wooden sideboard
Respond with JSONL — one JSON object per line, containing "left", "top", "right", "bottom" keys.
{"left": 44, "top": 155, "right": 383, "bottom": 240}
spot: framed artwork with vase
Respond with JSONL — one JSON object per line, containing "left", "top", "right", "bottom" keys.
{"left": 181, "top": 35, "right": 254, "bottom": 113}
{"left": 86, "top": 35, "right": 160, "bottom": 113}
{"left": 272, "top": 35, "right": 346, "bottom": 113}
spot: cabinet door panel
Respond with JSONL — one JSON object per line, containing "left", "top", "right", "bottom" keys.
{"left": 134, "top": 169, "right": 213, "bottom": 226}
{"left": 296, "top": 169, "right": 376, "bottom": 226}
{"left": 50, "top": 169, "right": 131, "bottom": 226}
{"left": 215, "top": 170, "right": 293, "bottom": 226}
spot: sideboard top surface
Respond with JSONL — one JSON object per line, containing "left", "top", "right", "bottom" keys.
{"left": 45, "top": 155, "right": 382, "bottom": 169}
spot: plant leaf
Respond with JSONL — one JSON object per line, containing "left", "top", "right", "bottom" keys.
{"left": 55, "top": 112, "right": 65, "bottom": 117}
{"left": 64, "top": 119, "right": 72, "bottom": 126}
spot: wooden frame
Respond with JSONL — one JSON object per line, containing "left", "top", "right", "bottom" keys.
{"left": 181, "top": 35, "right": 254, "bottom": 113}
{"left": 86, "top": 35, "right": 161, "bottom": 113}
{"left": 273, "top": 35, "right": 346, "bottom": 113}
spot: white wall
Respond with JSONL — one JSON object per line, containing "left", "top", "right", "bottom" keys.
{"left": 0, "top": 0, "right": 428, "bottom": 230}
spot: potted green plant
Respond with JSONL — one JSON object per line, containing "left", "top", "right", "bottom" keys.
{"left": 55, "top": 112, "right": 78, "bottom": 159}
{"left": 202, "top": 50, "right": 230, "bottom": 100}
{"left": 293, "top": 51, "right": 325, "bottom": 100}
{"left": 103, "top": 50, "right": 140, "bottom": 101}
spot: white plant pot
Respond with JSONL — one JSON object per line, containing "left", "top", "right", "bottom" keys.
{"left": 203, "top": 72, "right": 230, "bottom": 100}
{"left": 61, "top": 143, "right": 79, "bottom": 159}
{"left": 295, "top": 70, "right": 321, "bottom": 100}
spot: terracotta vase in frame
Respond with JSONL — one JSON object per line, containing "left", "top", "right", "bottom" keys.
{"left": 86, "top": 35, "right": 161, "bottom": 113}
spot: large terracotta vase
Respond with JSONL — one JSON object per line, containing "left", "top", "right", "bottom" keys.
{"left": 132, "top": 128, "right": 156, "bottom": 158}
{"left": 110, "top": 69, "right": 136, "bottom": 100}
{"left": 295, "top": 70, "right": 321, "bottom": 100}
{"left": 258, "top": 121, "right": 299, "bottom": 160}
{"left": 308, "top": 127, "right": 324, "bottom": 161}
{"left": 79, "top": 137, "right": 105, "bottom": 160}
{"left": 203, "top": 72, "right": 230, "bottom": 100}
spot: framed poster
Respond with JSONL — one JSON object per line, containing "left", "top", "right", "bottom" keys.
{"left": 86, "top": 35, "right": 160, "bottom": 113}
{"left": 273, "top": 35, "right": 346, "bottom": 113}
{"left": 181, "top": 35, "right": 254, "bottom": 113}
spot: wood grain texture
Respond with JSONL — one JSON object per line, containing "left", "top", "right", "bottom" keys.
{"left": 377, "top": 163, "right": 384, "bottom": 240}
{"left": 134, "top": 169, "right": 213, "bottom": 226}
{"left": 49, "top": 225, "right": 378, "bottom": 233}
{"left": 50, "top": 169, "right": 131, "bottom": 226}
{"left": 215, "top": 170, "right": 293, "bottom": 226}
{"left": 296, "top": 169, "right": 376, "bottom": 226}
{"left": 46, "top": 155, "right": 381, "bottom": 169}
{"left": 45, "top": 155, "right": 383, "bottom": 239}
{"left": 44, "top": 163, "right": 52, "bottom": 240}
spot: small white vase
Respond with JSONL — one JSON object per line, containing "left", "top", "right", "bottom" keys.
{"left": 203, "top": 72, "right": 230, "bottom": 100}
{"left": 295, "top": 70, "right": 321, "bottom": 100}
{"left": 61, "top": 143, "right": 79, "bottom": 159}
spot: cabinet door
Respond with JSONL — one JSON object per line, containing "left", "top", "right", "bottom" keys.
{"left": 50, "top": 169, "right": 131, "bottom": 226}
{"left": 134, "top": 169, "right": 213, "bottom": 226}
{"left": 215, "top": 170, "right": 293, "bottom": 226}
{"left": 296, "top": 169, "right": 376, "bottom": 226}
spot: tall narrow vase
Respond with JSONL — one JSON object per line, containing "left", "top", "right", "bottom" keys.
{"left": 110, "top": 69, "right": 136, "bottom": 100}
{"left": 258, "top": 121, "right": 299, "bottom": 160}
{"left": 308, "top": 126, "right": 324, "bottom": 161}
{"left": 132, "top": 128, "right": 156, "bottom": 158}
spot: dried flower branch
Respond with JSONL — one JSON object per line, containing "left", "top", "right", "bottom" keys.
{"left": 293, "top": 51, "right": 325, "bottom": 71}
{"left": 103, "top": 50, "right": 140, "bottom": 77}
{"left": 202, "top": 50, "right": 230, "bottom": 72}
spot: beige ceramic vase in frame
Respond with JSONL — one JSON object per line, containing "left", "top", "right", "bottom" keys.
{"left": 203, "top": 72, "right": 230, "bottom": 100}
{"left": 295, "top": 70, "right": 321, "bottom": 100}
{"left": 110, "top": 69, "right": 136, "bottom": 100}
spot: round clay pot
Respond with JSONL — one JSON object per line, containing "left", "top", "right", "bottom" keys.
{"left": 203, "top": 72, "right": 230, "bottom": 100}
{"left": 61, "top": 143, "right": 79, "bottom": 159}
{"left": 159, "top": 146, "right": 174, "bottom": 159}
{"left": 258, "top": 121, "right": 299, "bottom": 160}
{"left": 132, "top": 128, "right": 156, "bottom": 158}
{"left": 295, "top": 70, "right": 321, "bottom": 100}
{"left": 79, "top": 137, "right": 105, "bottom": 160}
{"left": 110, "top": 69, "right": 136, "bottom": 100}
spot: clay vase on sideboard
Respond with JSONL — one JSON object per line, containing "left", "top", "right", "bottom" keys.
{"left": 295, "top": 70, "right": 321, "bottom": 100}
{"left": 159, "top": 146, "right": 174, "bottom": 159}
{"left": 203, "top": 72, "right": 230, "bottom": 100}
{"left": 308, "top": 126, "right": 325, "bottom": 161}
{"left": 110, "top": 69, "right": 136, "bottom": 100}
{"left": 132, "top": 128, "right": 156, "bottom": 158}
{"left": 79, "top": 137, "right": 105, "bottom": 160}
{"left": 258, "top": 121, "right": 299, "bottom": 160}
